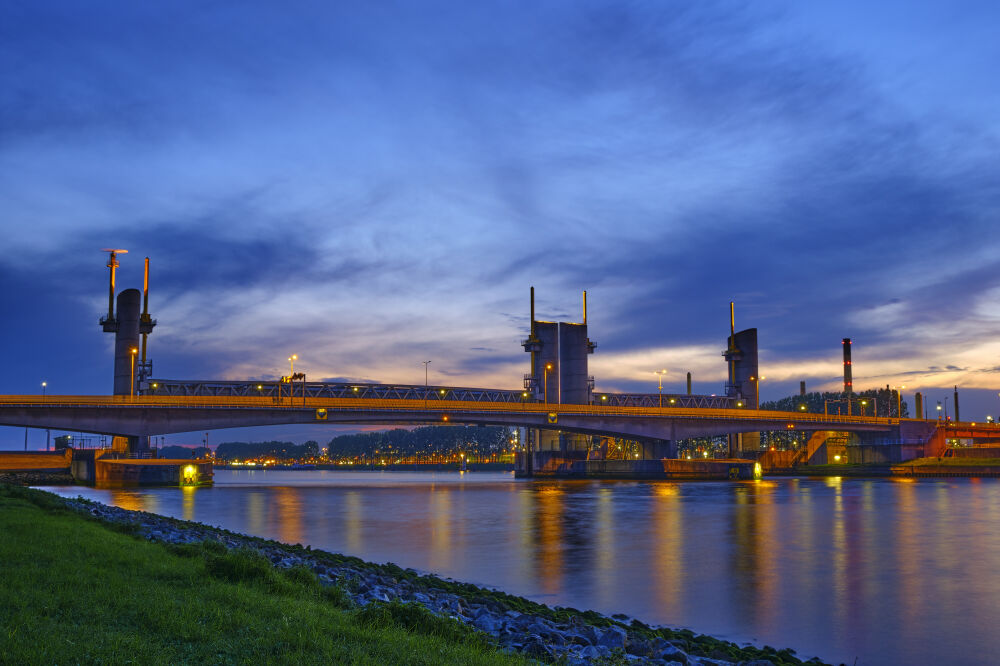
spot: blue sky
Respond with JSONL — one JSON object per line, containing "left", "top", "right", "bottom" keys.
{"left": 2, "top": 1, "right": 999, "bottom": 446}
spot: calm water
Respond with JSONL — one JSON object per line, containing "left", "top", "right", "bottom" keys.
{"left": 39, "top": 471, "right": 1000, "bottom": 665}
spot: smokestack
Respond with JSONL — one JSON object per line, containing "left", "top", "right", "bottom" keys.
{"left": 954, "top": 386, "right": 960, "bottom": 422}
{"left": 915, "top": 392, "right": 923, "bottom": 420}
{"left": 800, "top": 381, "right": 806, "bottom": 396}
{"left": 530, "top": 286, "right": 535, "bottom": 335}
{"left": 728, "top": 301, "right": 736, "bottom": 385}
{"left": 842, "top": 338, "right": 853, "bottom": 394}
{"left": 686, "top": 372, "right": 692, "bottom": 395}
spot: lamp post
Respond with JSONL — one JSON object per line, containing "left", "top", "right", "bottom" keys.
{"left": 286, "top": 355, "right": 298, "bottom": 403}
{"left": 749, "top": 376, "right": 764, "bottom": 408}
{"left": 936, "top": 401, "right": 942, "bottom": 421}
{"left": 129, "top": 348, "right": 138, "bottom": 399}
{"left": 892, "top": 385, "right": 906, "bottom": 418}
{"left": 422, "top": 360, "right": 431, "bottom": 407}
{"left": 655, "top": 369, "right": 667, "bottom": 408}
{"left": 543, "top": 363, "right": 553, "bottom": 405}
{"left": 41, "top": 382, "right": 49, "bottom": 450}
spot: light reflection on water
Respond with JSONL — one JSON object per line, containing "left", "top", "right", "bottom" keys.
{"left": 38, "top": 470, "right": 1000, "bottom": 666}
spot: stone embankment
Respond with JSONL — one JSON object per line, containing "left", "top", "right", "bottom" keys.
{"left": 65, "top": 496, "right": 826, "bottom": 666}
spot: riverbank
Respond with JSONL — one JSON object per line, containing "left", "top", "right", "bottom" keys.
{"left": 1, "top": 483, "right": 825, "bottom": 665}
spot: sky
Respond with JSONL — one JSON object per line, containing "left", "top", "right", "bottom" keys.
{"left": 2, "top": 0, "right": 999, "bottom": 446}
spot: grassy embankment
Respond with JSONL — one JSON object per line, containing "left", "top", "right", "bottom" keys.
{"left": 0, "top": 484, "right": 523, "bottom": 665}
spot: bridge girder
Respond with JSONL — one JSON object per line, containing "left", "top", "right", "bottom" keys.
{"left": 0, "top": 399, "right": 898, "bottom": 442}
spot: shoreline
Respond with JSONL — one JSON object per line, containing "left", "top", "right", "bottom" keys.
{"left": 21, "top": 485, "right": 828, "bottom": 665}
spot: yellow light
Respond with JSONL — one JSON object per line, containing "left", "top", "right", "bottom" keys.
{"left": 669, "top": 398, "right": 676, "bottom": 405}
{"left": 442, "top": 415, "right": 449, "bottom": 422}
{"left": 833, "top": 455, "right": 841, "bottom": 462}
{"left": 601, "top": 395, "right": 607, "bottom": 401}
{"left": 440, "top": 389, "right": 445, "bottom": 394}
{"left": 152, "top": 383, "right": 158, "bottom": 388}
{"left": 737, "top": 401, "right": 743, "bottom": 407}
{"left": 799, "top": 404, "right": 806, "bottom": 410}
{"left": 545, "top": 363, "right": 553, "bottom": 370}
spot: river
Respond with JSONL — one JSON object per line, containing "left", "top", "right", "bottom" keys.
{"left": 38, "top": 471, "right": 1000, "bottom": 665}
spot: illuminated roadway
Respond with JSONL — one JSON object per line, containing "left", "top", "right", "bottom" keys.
{"left": 0, "top": 393, "right": 924, "bottom": 442}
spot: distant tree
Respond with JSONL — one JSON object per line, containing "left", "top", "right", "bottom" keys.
{"left": 160, "top": 445, "right": 196, "bottom": 459}
{"left": 761, "top": 388, "right": 908, "bottom": 418}
{"left": 214, "top": 440, "right": 317, "bottom": 461}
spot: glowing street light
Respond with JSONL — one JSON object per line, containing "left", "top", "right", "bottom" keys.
{"left": 892, "top": 385, "right": 906, "bottom": 418}
{"left": 748, "top": 376, "right": 764, "bottom": 408}
{"left": 41, "top": 382, "right": 49, "bottom": 450}
{"left": 543, "top": 363, "right": 554, "bottom": 405}
{"left": 655, "top": 369, "right": 667, "bottom": 408}
{"left": 129, "top": 348, "right": 139, "bottom": 399}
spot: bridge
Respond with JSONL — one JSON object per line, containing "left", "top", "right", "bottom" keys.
{"left": 0, "top": 257, "right": 987, "bottom": 473}
{"left": 0, "top": 388, "right": 922, "bottom": 442}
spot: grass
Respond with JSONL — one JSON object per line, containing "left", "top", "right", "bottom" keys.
{"left": 0, "top": 485, "right": 521, "bottom": 665}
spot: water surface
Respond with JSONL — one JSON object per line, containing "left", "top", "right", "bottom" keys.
{"left": 40, "top": 470, "right": 1000, "bottom": 665}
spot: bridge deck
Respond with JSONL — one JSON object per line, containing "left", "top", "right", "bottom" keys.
{"left": 0, "top": 394, "right": 904, "bottom": 426}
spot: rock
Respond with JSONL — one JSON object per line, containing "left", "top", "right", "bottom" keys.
{"left": 523, "top": 635, "right": 553, "bottom": 659}
{"left": 472, "top": 610, "right": 502, "bottom": 634}
{"left": 595, "top": 625, "right": 628, "bottom": 650}
{"left": 626, "top": 636, "right": 657, "bottom": 657}
{"left": 738, "top": 661, "right": 775, "bottom": 666}
{"left": 578, "top": 645, "right": 606, "bottom": 660}
{"left": 657, "top": 644, "right": 689, "bottom": 664}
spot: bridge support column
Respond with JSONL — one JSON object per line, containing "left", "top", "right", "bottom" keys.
{"left": 639, "top": 439, "right": 673, "bottom": 460}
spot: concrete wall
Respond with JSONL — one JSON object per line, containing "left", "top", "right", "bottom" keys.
{"left": 728, "top": 328, "right": 759, "bottom": 405}
{"left": 558, "top": 322, "right": 591, "bottom": 405}
{"left": 113, "top": 289, "right": 142, "bottom": 396}
{"left": 532, "top": 322, "right": 560, "bottom": 404}
{"left": 846, "top": 443, "right": 926, "bottom": 464}
{"left": 0, "top": 449, "right": 72, "bottom": 472}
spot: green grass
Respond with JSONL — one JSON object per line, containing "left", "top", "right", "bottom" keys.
{"left": 0, "top": 485, "right": 521, "bottom": 665}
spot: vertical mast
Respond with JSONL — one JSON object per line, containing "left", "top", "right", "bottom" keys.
{"left": 141, "top": 257, "right": 150, "bottom": 364}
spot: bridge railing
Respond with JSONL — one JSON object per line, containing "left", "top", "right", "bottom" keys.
{"left": 138, "top": 380, "right": 741, "bottom": 409}
{"left": 0, "top": 394, "right": 902, "bottom": 427}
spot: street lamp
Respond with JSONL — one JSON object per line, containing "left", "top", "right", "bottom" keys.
{"left": 423, "top": 360, "right": 432, "bottom": 406}
{"left": 936, "top": 401, "right": 942, "bottom": 421}
{"left": 543, "top": 363, "right": 553, "bottom": 405}
{"left": 748, "top": 376, "right": 764, "bottom": 408}
{"left": 41, "top": 382, "right": 49, "bottom": 450}
{"left": 129, "top": 348, "right": 139, "bottom": 399}
{"left": 892, "top": 385, "right": 906, "bottom": 418}
{"left": 655, "top": 369, "right": 667, "bottom": 408}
